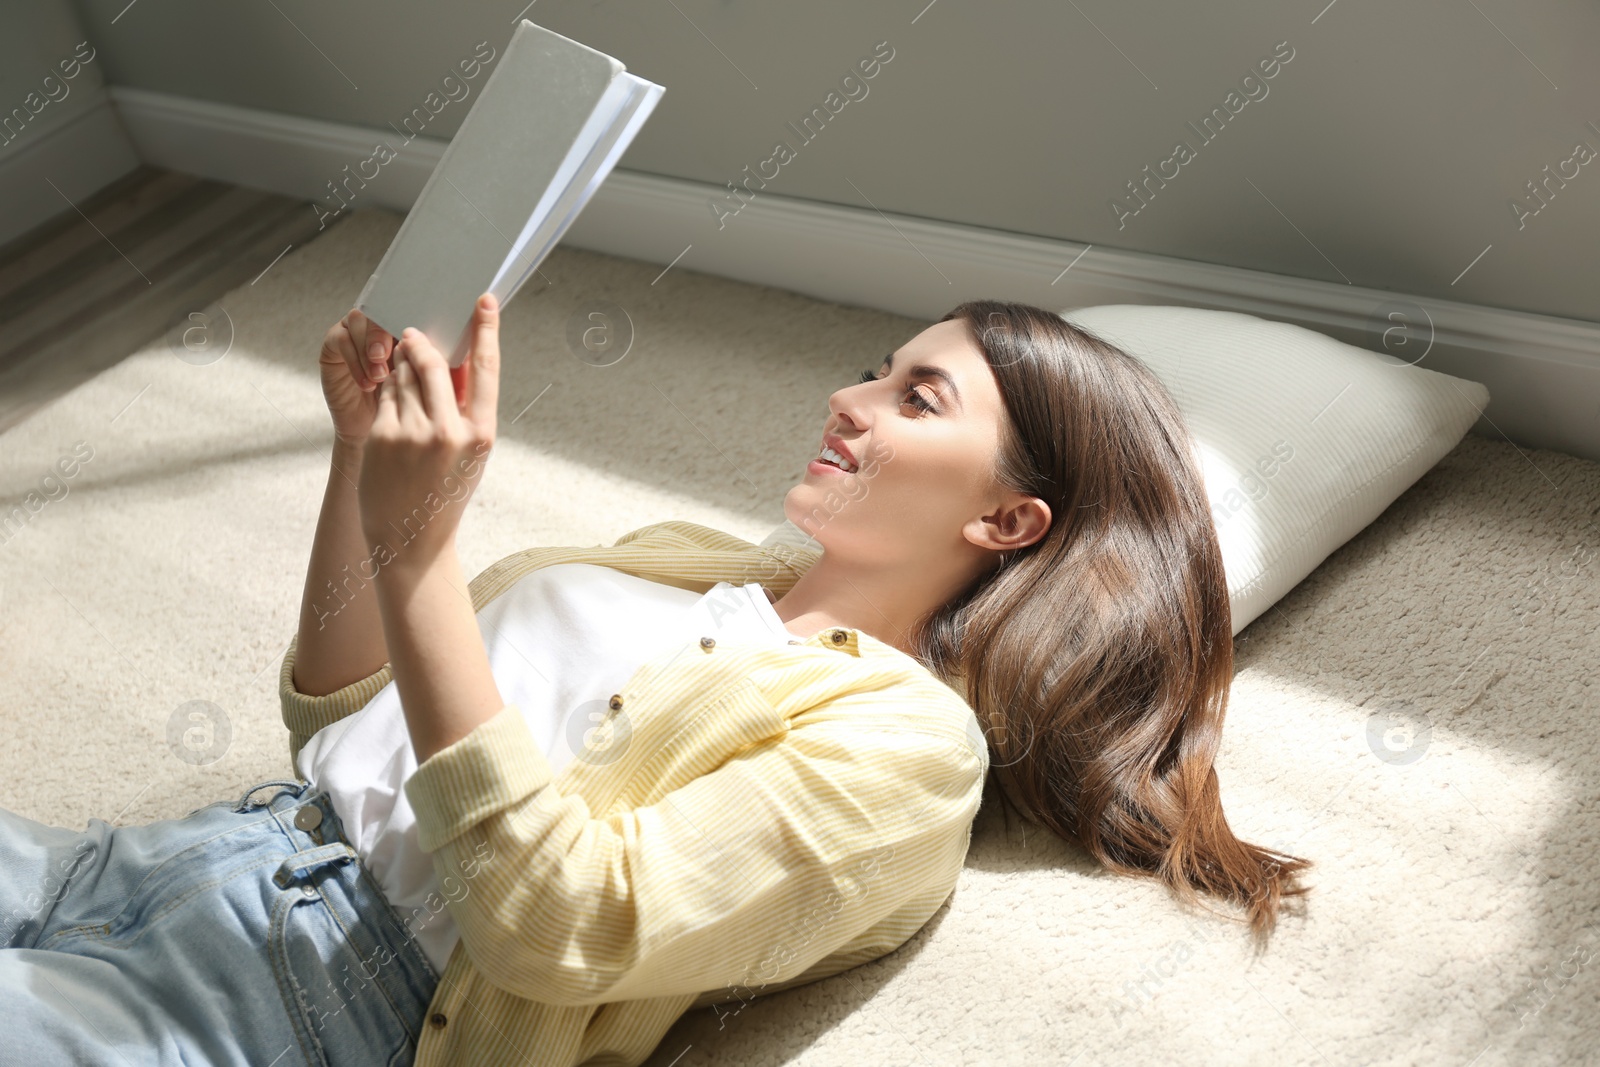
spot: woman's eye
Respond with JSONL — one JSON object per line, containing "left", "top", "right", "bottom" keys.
{"left": 858, "top": 368, "right": 935, "bottom": 413}
{"left": 903, "top": 388, "right": 935, "bottom": 413}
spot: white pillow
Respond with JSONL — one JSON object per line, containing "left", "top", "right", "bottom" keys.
{"left": 761, "top": 304, "right": 1489, "bottom": 636}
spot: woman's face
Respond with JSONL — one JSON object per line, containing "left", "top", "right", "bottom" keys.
{"left": 783, "top": 319, "right": 1021, "bottom": 567}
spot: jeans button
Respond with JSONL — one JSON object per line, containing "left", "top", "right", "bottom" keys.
{"left": 301, "top": 884, "right": 319, "bottom": 898}
{"left": 293, "top": 805, "right": 323, "bottom": 831}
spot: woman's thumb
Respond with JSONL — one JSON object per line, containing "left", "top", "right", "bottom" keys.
{"left": 468, "top": 293, "right": 500, "bottom": 424}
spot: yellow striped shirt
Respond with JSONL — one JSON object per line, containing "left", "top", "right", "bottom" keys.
{"left": 279, "top": 519, "right": 988, "bottom": 1067}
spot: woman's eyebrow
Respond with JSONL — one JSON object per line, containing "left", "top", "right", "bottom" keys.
{"left": 882, "top": 352, "right": 964, "bottom": 410}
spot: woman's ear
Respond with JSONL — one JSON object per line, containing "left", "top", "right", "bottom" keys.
{"left": 1003, "top": 495, "right": 1053, "bottom": 550}
{"left": 967, "top": 494, "right": 1051, "bottom": 553}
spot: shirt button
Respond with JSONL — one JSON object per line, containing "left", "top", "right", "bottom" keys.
{"left": 608, "top": 694, "right": 624, "bottom": 712}
{"left": 429, "top": 1012, "right": 448, "bottom": 1030}
{"left": 830, "top": 630, "right": 847, "bottom": 644}
{"left": 699, "top": 636, "right": 716, "bottom": 650}
{"left": 293, "top": 805, "right": 323, "bottom": 831}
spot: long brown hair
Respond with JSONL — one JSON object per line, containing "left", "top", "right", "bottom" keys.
{"left": 909, "top": 299, "right": 1312, "bottom": 949}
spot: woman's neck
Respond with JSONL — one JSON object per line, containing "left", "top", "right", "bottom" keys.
{"left": 769, "top": 552, "right": 969, "bottom": 654}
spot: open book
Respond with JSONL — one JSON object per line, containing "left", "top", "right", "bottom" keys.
{"left": 356, "top": 19, "right": 665, "bottom": 366}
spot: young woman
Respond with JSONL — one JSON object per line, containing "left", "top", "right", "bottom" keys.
{"left": 0, "top": 292, "right": 1310, "bottom": 1066}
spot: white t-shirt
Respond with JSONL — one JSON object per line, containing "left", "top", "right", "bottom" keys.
{"left": 294, "top": 562, "right": 806, "bottom": 974}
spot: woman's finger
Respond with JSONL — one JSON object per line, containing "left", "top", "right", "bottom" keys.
{"left": 372, "top": 357, "right": 399, "bottom": 430}
{"left": 466, "top": 294, "right": 500, "bottom": 430}
{"left": 324, "top": 323, "right": 373, "bottom": 392}
{"left": 345, "top": 309, "right": 395, "bottom": 386}
{"left": 393, "top": 348, "right": 427, "bottom": 430}
{"left": 342, "top": 310, "right": 375, "bottom": 389}
{"left": 398, "top": 327, "right": 459, "bottom": 425}
{"left": 366, "top": 324, "right": 394, "bottom": 383}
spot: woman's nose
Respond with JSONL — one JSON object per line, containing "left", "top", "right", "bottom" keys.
{"left": 827, "top": 388, "right": 867, "bottom": 428}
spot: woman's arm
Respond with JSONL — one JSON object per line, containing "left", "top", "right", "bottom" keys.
{"left": 358, "top": 294, "right": 505, "bottom": 761}
{"left": 291, "top": 307, "right": 398, "bottom": 696}
{"left": 291, "top": 439, "right": 389, "bottom": 695}
{"left": 373, "top": 541, "right": 504, "bottom": 764}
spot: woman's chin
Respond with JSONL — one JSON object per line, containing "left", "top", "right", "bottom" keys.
{"left": 780, "top": 491, "right": 823, "bottom": 539}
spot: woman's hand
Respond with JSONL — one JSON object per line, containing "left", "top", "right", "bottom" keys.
{"left": 320, "top": 309, "right": 396, "bottom": 446}
{"left": 357, "top": 294, "right": 501, "bottom": 571}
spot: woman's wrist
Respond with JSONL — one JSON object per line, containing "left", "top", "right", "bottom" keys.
{"left": 331, "top": 435, "right": 365, "bottom": 481}
{"left": 371, "top": 534, "right": 458, "bottom": 592}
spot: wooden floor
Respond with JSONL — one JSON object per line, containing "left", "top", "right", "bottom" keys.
{"left": 0, "top": 166, "right": 328, "bottom": 434}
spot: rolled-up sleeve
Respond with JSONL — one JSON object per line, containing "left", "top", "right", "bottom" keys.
{"left": 278, "top": 635, "right": 394, "bottom": 769}
{"left": 402, "top": 683, "right": 986, "bottom": 1008}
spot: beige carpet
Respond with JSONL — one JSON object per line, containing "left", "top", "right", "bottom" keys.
{"left": 2, "top": 208, "right": 1596, "bottom": 1067}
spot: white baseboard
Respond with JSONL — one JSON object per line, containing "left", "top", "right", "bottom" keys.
{"left": 0, "top": 91, "right": 141, "bottom": 248}
{"left": 109, "top": 86, "right": 1600, "bottom": 464}
{"left": 109, "top": 86, "right": 449, "bottom": 230}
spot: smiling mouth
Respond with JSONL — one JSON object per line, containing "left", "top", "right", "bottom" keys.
{"left": 816, "top": 444, "right": 857, "bottom": 472}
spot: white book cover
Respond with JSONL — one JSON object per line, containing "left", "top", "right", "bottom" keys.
{"left": 356, "top": 19, "right": 665, "bottom": 365}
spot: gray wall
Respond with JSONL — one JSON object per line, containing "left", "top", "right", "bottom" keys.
{"left": 1, "top": 0, "right": 104, "bottom": 155}
{"left": 0, "top": 0, "right": 137, "bottom": 246}
{"left": 70, "top": 0, "right": 1600, "bottom": 324}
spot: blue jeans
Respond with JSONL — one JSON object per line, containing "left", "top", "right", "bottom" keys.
{"left": 0, "top": 777, "right": 441, "bottom": 1066}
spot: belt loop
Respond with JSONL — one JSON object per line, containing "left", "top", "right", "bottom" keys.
{"left": 272, "top": 842, "right": 360, "bottom": 888}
